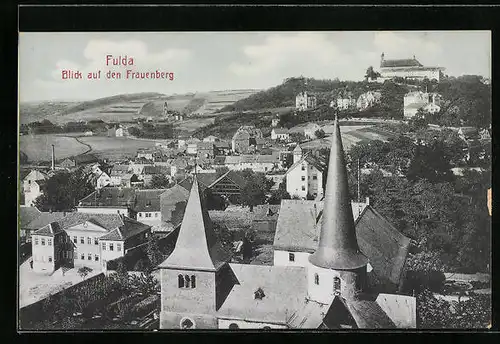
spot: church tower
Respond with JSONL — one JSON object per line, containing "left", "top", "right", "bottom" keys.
{"left": 293, "top": 144, "right": 303, "bottom": 164}
{"left": 307, "top": 118, "right": 368, "bottom": 304}
{"left": 158, "top": 177, "right": 232, "bottom": 329}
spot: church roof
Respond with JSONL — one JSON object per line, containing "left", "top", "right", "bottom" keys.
{"left": 216, "top": 264, "right": 308, "bottom": 324}
{"left": 19, "top": 207, "right": 42, "bottom": 228}
{"left": 308, "top": 119, "right": 368, "bottom": 270}
{"left": 158, "top": 177, "right": 232, "bottom": 272}
{"left": 343, "top": 299, "right": 397, "bottom": 328}
{"left": 134, "top": 189, "right": 167, "bottom": 212}
{"left": 381, "top": 57, "right": 423, "bottom": 68}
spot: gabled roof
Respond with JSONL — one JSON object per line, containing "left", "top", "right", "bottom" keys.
{"left": 209, "top": 170, "right": 247, "bottom": 190}
{"left": 375, "top": 294, "right": 416, "bottom": 328}
{"left": 110, "top": 164, "right": 130, "bottom": 175}
{"left": 343, "top": 298, "right": 396, "bottom": 328}
{"left": 23, "top": 211, "right": 66, "bottom": 230}
{"left": 272, "top": 128, "right": 290, "bottom": 135}
{"left": 19, "top": 207, "right": 42, "bottom": 228}
{"left": 160, "top": 185, "right": 190, "bottom": 229}
{"left": 354, "top": 207, "right": 411, "bottom": 286}
{"left": 33, "top": 221, "right": 63, "bottom": 237}
{"left": 99, "top": 216, "right": 150, "bottom": 241}
{"left": 158, "top": 177, "right": 232, "bottom": 271}
{"left": 57, "top": 213, "right": 125, "bottom": 231}
{"left": 217, "top": 264, "right": 308, "bottom": 323}
{"left": 78, "top": 187, "right": 136, "bottom": 207}
{"left": 142, "top": 165, "right": 163, "bottom": 175}
{"left": 196, "top": 142, "right": 215, "bottom": 150}
{"left": 134, "top": 189, "right": 167, "bottom": 212}
{"left": 381, "top": 57, "right": 423, "bottom": 68}
{"left": 285, "top": 153, "right": 326, "bottom": 175}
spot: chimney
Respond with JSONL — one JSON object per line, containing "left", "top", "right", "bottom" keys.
{"left": 51, "top": 144, "right": 55, "bottom": 170}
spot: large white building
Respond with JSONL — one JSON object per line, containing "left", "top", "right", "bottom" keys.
{"left": 158, "top": 119, "right": 416, "bottom": 329}
{"left": 379, "top": 53, "right": 445, "bottom": 82}
{"left": 22, "top": 170, "right": 47, "bottom": 207}
{"left": 295, "top": 92, "right": 317, "bottom": 111}
{"left": 403, "top": 91, "right": 442, "bottom": 118}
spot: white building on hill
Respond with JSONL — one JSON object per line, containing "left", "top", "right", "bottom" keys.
{"left": 296, "top": 92, "right": 317, "bottom": 111}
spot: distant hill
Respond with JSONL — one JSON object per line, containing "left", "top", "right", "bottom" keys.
{"left": 219, "top": 77, "right": 384, "bottom": 112}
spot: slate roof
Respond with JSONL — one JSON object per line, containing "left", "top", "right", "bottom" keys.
{"left": 110, "top": 165, "right": 130, "bottom": 175}
{"left": 99, "top": 217, "right": 150, "bottom": 241}
{"left": 209, "top": 170, "right": 247, "bottom": 190}
{"left": 23, "top": 211, "right": 66, "bottom": 230}
{"left": 142, "top": 165, "right": 163, "bottom": 175}
{"left": 19, "top": 207, "right": 42, "bottom": 228}
{"left": 78, "top": 187, "right": 136, "bottom": 207}
{"left": 33, "top": 221, "right": 64, "bottom": 237}
{"left": 160, "top": 185, "right": 190, "bottom": 229}
{"left": 285, "top": 153, "right": 327, "bottom": 175}
{"left": 217, "top": 264, "right": 308, "bottom": 324}
{"left": 134, "top": 189, "right": 167, "bottom": 212}
{"left": 57, "top": 213, "right": 125, "bottom": 231}
{"left": 381, "top": 58, "right": 423, "bottom": 68}
{"left": 344, "top": 298, "right": 397, "bottom": 328}
{"left": 273, "top": 201, "right": 410, "bottom": 287}
{"left": 273, "top": 128, "right": 290, "bottom": 135}
{"left": 354, "top": 206, "right": 411, "bottom": 286}
{"left": 375, "top": 293, "right": 417, "bottom": 328}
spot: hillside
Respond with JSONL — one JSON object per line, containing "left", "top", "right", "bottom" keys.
{"left": 219, "top": 77, "right": 383, "bottom": 112}
{"left": 20, "top": 101, "right": 78, "bottom": 124}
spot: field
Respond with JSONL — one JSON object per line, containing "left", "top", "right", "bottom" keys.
{"left": 300, "top": 124, "right": 396, "bottom": 151}
{"left": 20, "top": 134, "right": 90, "bottom": 162}
{"left": 77, "top": 136, "right": 157, "bottom": 161}
{"left": 19, "top": 134, "right": 159, "bottom": 163}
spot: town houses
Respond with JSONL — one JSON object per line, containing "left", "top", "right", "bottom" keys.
{"left": 403, "top": 91, "right": 442, "bottom": 118}
{"left": 295, "top": 91, "right": 317, "bottom": 111}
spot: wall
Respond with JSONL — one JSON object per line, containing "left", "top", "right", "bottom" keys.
{"left": 160, "top": 268, "right": 218, "bottom": 329}
{"left": 286, "top": 163, "right": 308, "bottom": 198}
{"left": 66, "top": 228, "right": 103, "bottom": 269}
{"left": 31, "top": 235, "right": 55, "bottom": 274}
{"left": 137, "top": 211, "right": 162, "bottom": 226}
{"left": 100, "top": 240, "right": 125, "bottom": 267}
{"left": 76, "top": 207, "right": 130, "bottom": 217}
{"left": 218, "top": 318, "right": 287, "bottom": 329}
{"left": 274, "top": 250, "right": 311, "bottom": 267}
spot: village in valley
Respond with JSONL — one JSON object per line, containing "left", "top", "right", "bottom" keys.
{"left": 19, "top": 46, "right": 491, "bottom": 330}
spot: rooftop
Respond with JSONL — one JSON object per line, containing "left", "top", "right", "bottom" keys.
{"left": 217, "top": 264, "right": 308, "bottom": 324}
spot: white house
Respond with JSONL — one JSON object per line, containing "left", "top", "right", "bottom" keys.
{"left": 23, "top": 170, "right": 47, "bottom": 207}
{"left": 271, "top": 128, "right": 290, "bottom": 141}
{"left": 285, "top": 151, "right": 326, "bottom": 199}
{"left": 403, "top": 91, "right": 441, "bottom": 118}
{"left": 96, "top": 171, "right": 111, "bottom": 189}
{"left": 356, "top": 91, "right": 382, "bottom": 111}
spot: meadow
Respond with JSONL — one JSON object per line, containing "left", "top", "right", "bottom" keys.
{"left": 20, "top": 134, "right": 89, "bottom": 162}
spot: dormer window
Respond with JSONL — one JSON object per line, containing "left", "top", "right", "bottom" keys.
{"left": 254, "top": 287, "right": 265, "bottom": 300}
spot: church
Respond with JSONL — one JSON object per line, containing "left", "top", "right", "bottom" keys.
{"left": 158, "top": 119, "right": 416, "bottom": 330}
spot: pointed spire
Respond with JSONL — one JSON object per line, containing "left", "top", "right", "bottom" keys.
{"left": 159, "top": 176, "right": 231, "bottom": 271}
{"left": 309, "top": 118, "right": 368, "bottom": 270}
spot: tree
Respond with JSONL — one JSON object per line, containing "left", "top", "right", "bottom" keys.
{"left": 34, "top": 168, "right": 94, "bottom": 211}
{"left": 78, "top": 266, "right": 93, "bottom": 280}
{"left": 268, "top": 181, "right": 291, "bottom": 205}
{"left": 314, "top": 129, "right": 326, "bottom": 139}
{"left": 150, "top": 174, "right": 171, "bottom": 189}
{"left": 146, "top": 238, "right": 163, "bottom": 268}
{"left": 408, "top": 110, "right": 429, "bottom": 132}
{"left": 365, "top": 66, "right": 381, "bottom": 80}
{"left": 238, "top": 170, "right": 274, "bottom": 211}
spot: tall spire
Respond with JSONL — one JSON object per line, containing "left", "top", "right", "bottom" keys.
{"left": 159, "top": 176, "right": 231, "bottom": 271}
{"left": 308, "top": 118, "right": 368, "bottom": 270}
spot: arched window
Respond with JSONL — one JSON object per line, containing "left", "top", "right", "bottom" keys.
{"left": 184, "top": 275, "right": 191, "bottom": 288}
{"left": 178, "top": 274, "right": 184, "bottom": 288}
{"left": 334, "top": 277, "right": 341, "bottom": 294}
{"left": 228, "top": 323, "right": 239, "bottom": 329}
{"left": 314, "top": 273, "right": 319, "bottom": 285}
{"left": 191, "top": 275, "right": 196, "bottom": 288}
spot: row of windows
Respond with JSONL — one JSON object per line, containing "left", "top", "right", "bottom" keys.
{"left": 34, "top": 237, "right": 52, "bottom": 246}
{"left": 33, "top": 255, "right": 53, "bottom": 263}
{"left": 178, "top": 274, "right": 196, "bottom": 289}
{"left": 76, "top": 253, "right": 100, "bottom": 261}
{"left": 301, "top": 175, "right": 318, "bottom": 181}
{"left": 73, "top": 236, "right": 99, "bottom": 245}
{"left": 139, "top": 212, "right": 159, "bottom": 218}
{"left": 102, "top": 242, "right": 121, "bottom": 251}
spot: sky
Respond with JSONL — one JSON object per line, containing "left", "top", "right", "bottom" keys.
{"left": 19, "top": 31, "right": 491, "bottom": 102}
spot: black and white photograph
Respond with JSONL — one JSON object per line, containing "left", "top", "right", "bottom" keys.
{"left": 17, "top": 30, "right": 492, "bottom": 330}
